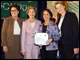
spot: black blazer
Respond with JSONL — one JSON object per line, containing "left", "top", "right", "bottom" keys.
{"left": 58, "top": 11, "right": 79, "bottom": 48}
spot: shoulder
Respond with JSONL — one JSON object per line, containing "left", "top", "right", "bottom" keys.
{"left": 49, "top": 21, "right": 58, "bottom": 29}
{"left": 36, "top": 19, "right": 41, "bottom": 23}
{"left": 66, "top": 11, "right": 78, "bottom": 23}
{"left": 36, "top": 19, "right": 41, "bottom": 25}
{"left": 66, "top": 11, "right": 76, "bottom": 17}
{"left": 23, "top": 19, "right": 29, "bottom": 22}
{"left": 50, "top": 21, "right": 56, "bottom": 26}
{"left": 3, "top": 16, "right": 12, "bottom": 23}
{"left": 4, "top": 16, "right": 12, "bottom": 20}
{"left": 22, "top": 19, "right": 28, "bottom": 25}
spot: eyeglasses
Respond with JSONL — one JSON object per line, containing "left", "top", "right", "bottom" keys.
{"left": 11, "top": 10, "right": 17, "bottom": 12}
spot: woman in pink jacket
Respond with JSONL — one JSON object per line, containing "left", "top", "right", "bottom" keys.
{"left": 21, "top": 6, "right": 41, "bottom": 59}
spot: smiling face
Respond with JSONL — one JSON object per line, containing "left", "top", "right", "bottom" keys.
{"left": 43, "top": 11, "right": 51, "bottom": 21}
{"left": 28, "top": 8, "right": 36, "bottom": 18}
{"left": 56, "top": 3, "right": 65, "bottom": 15}
{"left": 11, "top": 7, "right": 19, "bottom": 17}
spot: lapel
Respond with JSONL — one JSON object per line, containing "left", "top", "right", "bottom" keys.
{"left": 33, "top": 20, "right": 38, "bottom": 32}
{"left": 57, "top": 17, "right": 61, "bottom": 25}
{"left": 11, "top": 16, "right": 21, "bottom": 28}
{"left": 10, "top": 16, "right": 22, "bottom": 34}
{"left": 27, "top": 19, "right": 33, "bottom": 32}
{"left": 17, "top": 18, "right": 21, "bottom": 28}
{"left": 61, "top": 11, "right": 68, "bottom": 30}
{"left": 57, "top": 11, "right": 68, "bottom": 26}
{"left": 10, "top": 16, "right": 14, "bottom": 34}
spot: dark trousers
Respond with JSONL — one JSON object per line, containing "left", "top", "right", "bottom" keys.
{"left": 59, "top": 46, "right": 74, "bottom": 59}
{"left": 40, "top": 49, "right": 57, "bottom": 59}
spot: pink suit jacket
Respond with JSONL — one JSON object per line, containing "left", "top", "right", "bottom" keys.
{"left": 21, "top": 19, "right": 41, "bottom": 59}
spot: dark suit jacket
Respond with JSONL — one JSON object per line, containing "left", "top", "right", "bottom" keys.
{"left": 57, "top": 11, "right": 79, "bottom": 48}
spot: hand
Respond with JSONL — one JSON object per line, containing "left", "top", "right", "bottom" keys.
{"left": 3, "top": 46, "right": 8, "bottom": 53}
{"left": 46, "top": 38, "right": 53, "bottom": 45}
{"left": 74, "top": 48, "right": 79, "bottom": 54}
{"left": 21, "top": 51, "right": 26, "bottom": 56}
{"left": 38, "top": 44, "right": 42, "bottom": 47}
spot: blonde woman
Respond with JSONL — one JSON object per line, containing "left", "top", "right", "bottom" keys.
{"left": 55, "top": 1, "right": 79, "bottom": 59}
{"left": 21, "top": 6, "right": 41, "bottom": 59}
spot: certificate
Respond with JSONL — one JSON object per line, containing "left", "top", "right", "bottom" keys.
{"left": 34, "top": 33, "right": 48, "bottom": 45}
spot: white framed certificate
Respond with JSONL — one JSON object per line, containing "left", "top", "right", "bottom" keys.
{"left": 34, "top": 33, "right": 48, "bottom": 45}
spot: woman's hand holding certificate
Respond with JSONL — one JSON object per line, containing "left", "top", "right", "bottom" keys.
{"left": 34, "top": 33, "right": 48, "bottom": 45}
{"left": 46, "top": 38, "right": 53, "bottom": 45}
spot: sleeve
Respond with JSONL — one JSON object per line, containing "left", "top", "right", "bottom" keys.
{"left": 52, "top": 24, "right": 60, "bottom": 42}
{"left": 38, "top": 24, "right": 42, "bottom": 33}
{"left": 21, "top": 22, "right": 26, "bottom": 52}
{"left": 71, "top": 13, "right": 79, "bottom": 48}
{"left": 1, "top": 18, "right": 8, "bottom": 47}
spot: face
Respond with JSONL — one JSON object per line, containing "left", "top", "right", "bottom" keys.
{"left": 11, "top": 7, "right": 19, "bottom": 17}
{"left": 56, "top": 4, "right": 65, "bottom": 14}
{"left": 43, "top": 11, "right": 51, "bottom": 21}
{"left": 28, "top": 9, "right": 36, "bottom": 18}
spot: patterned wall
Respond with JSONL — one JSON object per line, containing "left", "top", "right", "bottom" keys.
{"left": 68, "top": 2, "right": 79, "bottom": 22}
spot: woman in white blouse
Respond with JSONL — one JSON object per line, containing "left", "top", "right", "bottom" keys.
{"left": 21, "top": 6, "right": 41, "bottom": 59}
{"left": 1, "top": 4, "right": 23, "bottom": 59}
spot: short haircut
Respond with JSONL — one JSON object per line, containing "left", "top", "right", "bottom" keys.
{"left": 55, "top": 1, "right": 65, "bottom": 6}
{"left": 41, "top": 9, "right": 53, "bottom": 21}
{"left": 27, "top": 6, "right": 37, "bottom": 14}
{"left": 55, "top": 1, "right": 67, "bottom": 10}
{"left": 10, "top": 4, "right": 20, "bottom": 12}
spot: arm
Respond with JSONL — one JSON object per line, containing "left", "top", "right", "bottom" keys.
{"left": 46, "top": 24, "right": 60, "bottom": 45}
{"left": 1, "top": 18, "right": 9, "bottom": 53}
{"left": 38, "top": 24, "right": 42, "bottom": 33}
{"left": 21, "top": 22, "right": 26, "bottom": 54}
{"left": 1, "top": 18, "right": 8, "bottom": 47}
{"left": 52, "top": 24, "right": 60, "bottom": 42}
{"left": 71, "top": 13, "right": 79, "bottom": 54}
{"left": 71, "top": 13, "right": 79, "bottom": 48}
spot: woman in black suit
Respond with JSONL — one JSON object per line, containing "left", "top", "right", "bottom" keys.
{"left": 55, "top": 1, "right": 79, "bottom": 59}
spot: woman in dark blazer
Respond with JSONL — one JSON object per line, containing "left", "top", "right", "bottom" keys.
{"left": 1, "top": 4, "right": 23, "bottom": 59}
{"left": 55, "top": 1, "right": 79, "bottom": 59}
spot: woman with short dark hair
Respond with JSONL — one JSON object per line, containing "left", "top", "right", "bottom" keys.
{"left": 1, "top": 4, "right": 23, "bottom": 59}
{"left": 39, "top": 9, "right": 60, "bottom": 59}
